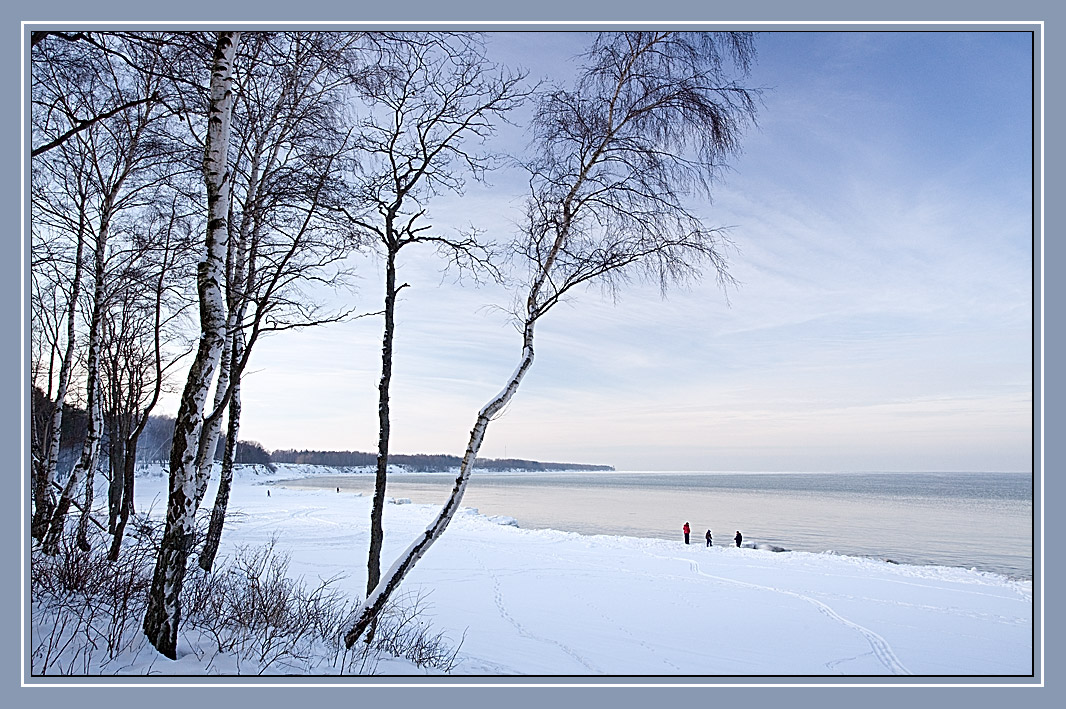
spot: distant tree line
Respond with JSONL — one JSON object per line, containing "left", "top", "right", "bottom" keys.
{"left": 34, "top": 385, "right": 270, "bottom": 472}
{"left": 33, "top": 385, "right": 609, "bottom": 475}
{"left": 270, "top": 449, "right": 613, "bottom": 472}
{"left": 32, "top": 386, "right": 174, "bottom": 474}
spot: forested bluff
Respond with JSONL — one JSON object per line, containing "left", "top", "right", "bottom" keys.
{"left": 33, "top": 389, "right": 613, "bottom": 474}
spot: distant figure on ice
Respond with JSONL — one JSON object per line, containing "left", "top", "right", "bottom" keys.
{"left": 683, "top": 522, "right": 690, "bottom": 544}
{"left": 267, "top": 489, "right": 271, "bottom": 498}
{"left": 705, "top": 529, "right": 713, "bottom": 547}
{"left": 734, "top": 530, "right": 742, "bottom": 547}
{"left": 337, "top": 487, "right": 340, "bottom": 493}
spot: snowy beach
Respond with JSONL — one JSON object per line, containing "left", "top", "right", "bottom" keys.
{"left": 60, "top": 464, "right": 1032, "bottom": 678}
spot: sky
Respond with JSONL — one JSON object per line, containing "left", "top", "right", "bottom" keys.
{"left": 217, "top": 31, "right": 1033, "bottom": 473}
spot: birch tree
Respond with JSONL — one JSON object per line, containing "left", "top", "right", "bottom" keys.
{"left": 103, "top": 202, "right": 198, "bottom": 560}
{"left": 337, "top": 33, "right": 529, "bottom": 600}
{"left": 197, "top": 31, "right": 362, "bottom": 573}
{"left": 29, "top": 149, "right": 89, "bottom": 542}
{"left": 345, "top": 31, "right": 759, "bottom": 645}
{"left": 143, "top": 31, "right": 240, "bottom": 660}
{"left": 33, "top": 33, "right": 175, "bottom": 555}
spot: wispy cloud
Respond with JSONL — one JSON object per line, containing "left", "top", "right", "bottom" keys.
{"left": 218, "top": 31, "right": 1033, "bottom": 473}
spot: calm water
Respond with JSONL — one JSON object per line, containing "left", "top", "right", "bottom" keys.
{"left": 280, "top": 471, "right": 1034, "bottom": 580}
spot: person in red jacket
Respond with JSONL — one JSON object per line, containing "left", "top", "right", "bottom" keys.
{"left": 683, "top": 522, "right": 690, "bottom": 544}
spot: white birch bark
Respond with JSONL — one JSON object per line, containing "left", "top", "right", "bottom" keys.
{"left": 75, "top": 375, "right": 103, "bottom": 550}
{"left": 198, "top": 341, "right": 242, "bottom": 573}
{"left": 31, "top": 220, "right": 85, "bottom": 541}
{"left": 192, "top": 321, "right": 232, "bottom": 506}
{"left": 345, "top": 322, "right": 536, "bottom": 646}
{"left": 199, "top": 214, "right": 251, "bottom": 572}
{"left": 143, "top": 31, "right": 240, "bottom": 660}
{"left": 192, "top": 135, "right": 261, "bottom": 507}
{"left": 41, "top": 195, "right": 116, "bottom": 555}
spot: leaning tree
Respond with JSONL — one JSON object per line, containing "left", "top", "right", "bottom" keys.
{"left": 344, "top": 30, "right": 760, "bottom": 645}
{"left": 335, "top": 32, "right": 529, "bottom": 602}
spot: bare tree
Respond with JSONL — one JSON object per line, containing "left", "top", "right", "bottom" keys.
{"left": 344, "top": 31, "right": 759, "bottom": 646}
{"left": 102, "top": 201, "right": 198, "bottom": 561}
{"left": 198, "top": 31, "right": 364, "bottom": 573}
{"left": 29, "top": 148, "right": 89, "bottom": 542}
{"left": 140, "top": 31, "right": 363, "bottom": 656}
{"left": 35, "top": 33, "right": 175, "bottom": 555}
{"left": 336, "top": 33, "right": 529, "bottom": 601}
{"left": 143, "top": 31, "right": 241, "bottom": 660}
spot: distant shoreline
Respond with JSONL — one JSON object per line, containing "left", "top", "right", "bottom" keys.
{"left": 267, "top": 465, "right": 1032, "bottom": 580}
{"left": 267, "top": 451, "right": 614, "bottom": 473}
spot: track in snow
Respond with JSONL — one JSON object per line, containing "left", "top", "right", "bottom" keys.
{"left": 680, "top": 558, "right": 912, "bottom": 675}
{"left": 470, "top": 545, "right": 603, "bottom": 674}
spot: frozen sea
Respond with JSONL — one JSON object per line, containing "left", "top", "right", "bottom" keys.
{"left": 282, "top": 470, "right": 1033, "bottom": 580}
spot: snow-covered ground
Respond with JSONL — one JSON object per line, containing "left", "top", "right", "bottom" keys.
{"left": 56, "top": 464, "right": 1035, "bottom": 678}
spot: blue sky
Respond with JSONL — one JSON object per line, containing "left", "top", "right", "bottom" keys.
{"left": 230, "top": 31, "right": 1034, "bottom": 472}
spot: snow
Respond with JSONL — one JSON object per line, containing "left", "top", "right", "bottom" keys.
{"left": 37, "top": 464, "right": 1033, "bottom": 679}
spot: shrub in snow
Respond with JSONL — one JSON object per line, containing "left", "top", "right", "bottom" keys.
{"left": 31, "top": 524, "right": 461, "bottom": 675}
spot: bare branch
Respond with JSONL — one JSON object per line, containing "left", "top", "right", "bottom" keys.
{"left": 345, "top": 30, "right": 759, "bottom": 646}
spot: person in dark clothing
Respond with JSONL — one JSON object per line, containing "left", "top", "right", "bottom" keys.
{"left": 683, "top": 522, "right": 690, "bottom": 544}
{"left": 705, "top": 529, "right": 713, "bottom": 547}
{"left": 735, "top": 530, "right": 742, "bottom": 547}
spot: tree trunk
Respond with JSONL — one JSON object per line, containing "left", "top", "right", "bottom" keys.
{"left": 199, "top": 144, "right": 255, "bottom": 573}
{"left": 107, "top": 428, "right": 140, "bottom": 561}
{"left": 367, "top": 247, "right": 399, "bottom": 596}
{"left": 345, "top": 322, "right": 536, "bottom": 647}
{"left": 106, "top": 406, "right": 128, "bottom": 534}
{"left": 142, "top": 31, "right": 239, "bottom": 660}
{"left": 199, "top": 370, "right": 240, "bottom": 573}
{"left": 41, "top": 316, "right": 104, "bottom": 555}
{"left": 107, "top": 413, "right": 121, "bottom": 534}
{"left": 42, "top": 204, "right": 110, "bottom": 555}
{"left": 31, "top": 221, "right": 86, "bottom": 542}
{"left": 192, "top": 322, "right": 232, "bottom": 507}
{"left": 76, "top": 420, "right": 99, "bottom": 552}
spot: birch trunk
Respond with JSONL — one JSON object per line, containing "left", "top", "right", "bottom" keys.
{"left": 345, "top": 321, "right": 536, "bottom": 647}
{"left": 198, "top": 141, "right": 258, "bottom": 573}
{"left": 31, "top": 221, "right": 85, "bottom": 542}
{"left": 192, "top": 321, "right": 232, "bottom": 507}
{"left": 198, "top": 364, "right": 241, "bottom": 573}
{"left": 142, "top": 31, "right": 239, "bottom": 660}
{"left": 41, "top": 200, "right": 112, "bottom": 556}
{"left": 107, "top": 423, "right": 140, "bottom": 561}
{"left": 41, "top": 374, "right": 102, "bottom": 555}
{"left": 106, "top": 407, "right": 124, "bottom": 534}
{"left": 75, "top": 407, "right": 99, "bottom": 551}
